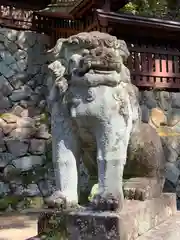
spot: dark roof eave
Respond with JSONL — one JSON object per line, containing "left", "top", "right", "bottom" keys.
{"left": 96, "top": 9, "right": 180, "bottom": 32}
{"left": 34, "top": 10, "right": 74, "bottom": 19}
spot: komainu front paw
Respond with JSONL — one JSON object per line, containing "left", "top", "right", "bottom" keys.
{"left": 90, "top": 192, "right": 123, "bottom": 211}
{"left": 44, "top": 190, "right": 79, "bottom": 209}
{"left": 123, "top": 177, "right": 164, "bottom": 200}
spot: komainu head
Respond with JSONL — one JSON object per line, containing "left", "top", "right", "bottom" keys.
{"left": 48, "top": 31, "right": 130, "bottom": 76}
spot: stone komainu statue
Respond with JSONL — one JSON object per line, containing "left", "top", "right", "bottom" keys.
{"left": 45, "top": 32, "right": 165, "bottom": 211}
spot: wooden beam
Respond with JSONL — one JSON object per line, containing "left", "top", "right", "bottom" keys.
{"left": 96, "top": 9, "right": 180, "bottom": 32}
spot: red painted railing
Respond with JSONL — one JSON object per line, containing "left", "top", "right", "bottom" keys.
{"left": 127, "top": 43, "right": 180, "bottom": 89}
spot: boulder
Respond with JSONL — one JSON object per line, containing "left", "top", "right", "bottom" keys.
{"left": 125, "top": 123, "right": 165, "bottom": 178}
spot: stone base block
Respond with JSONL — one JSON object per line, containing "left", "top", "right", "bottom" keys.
{"left": 137, "top": 212, "right": 180, "bottom": 240}
{"left": 37, "top": 193, "right": 177, "bottom": 240}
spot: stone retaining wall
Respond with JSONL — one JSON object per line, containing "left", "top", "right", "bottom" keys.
{"left": 140, "top": 90, "right": 180, "bottom": 202}
{"left": 0, "top": 28, "right": 54, "bottom": 211}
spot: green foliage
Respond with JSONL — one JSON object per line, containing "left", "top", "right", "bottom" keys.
{"left": 120, "top": 0, "right": 180, "bottom": 19}
{"left": 88, "top": 183, "right": 98, "bottom": 202}
{"left": 0, "top": 195, "right": 44, "bottom": 211}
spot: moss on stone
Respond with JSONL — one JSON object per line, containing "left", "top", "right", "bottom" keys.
{"left": 39, "top": 113, "right": 49, "bottom": 125}
{"left": 0, "top": 195, "right": 22, "bottom": 211}
{"left": 21, "top": 196, "right": 44, "bottom": 209}
{"left": 0, "top": 196, "right": 44, "bottom": 211}
{"left": 0, "top": 198, "right": 9, "bottom": 210}
{"left": 0, "top": 113, "right": 17, "bottom": 122}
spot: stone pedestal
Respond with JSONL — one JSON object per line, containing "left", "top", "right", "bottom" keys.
{"left": 37, "top": 193, "right": 177, "bottom": 240}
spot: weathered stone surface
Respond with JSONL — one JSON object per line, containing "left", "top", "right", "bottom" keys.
{"left": 16, "top": 59, "right": 27, "bottom": 72}
{"left": 0, "top": 43, "right": 5, "bottom": 50}
{"left": 165, "top": 162, "right": 180, "bottom": 185}
{"left": 161, "top": 137, "right": 180, "bottom": 163}
{"left": 126, "top": 123, "right": 165, "bottom": 179}
{"left": 0, "top": 152, "right": 15, "bottom": 168}
{"left": 168, "top": 108, "right": 180, "bottom": 129}
{"left": 19, "top": 100, "right": 31, "bottom": 108}
{"left": 35, "top": 124, "right": 50, "bottom": 139}
{"left": 3, "top": 123, "right": 16, "bottom": 135}
{"left": 38, "top": 194, "right": 176, "bottom": 240}
{"left": 14, "top": 183, "right": 40, "bottom": 196}
{"left": 30, "top": 73, "right": 44, "bottom": 86}
{"left": 8, "top": 74, "right": 25, "bottom": 89}
{"left": 29, "top": 93, "right": 40, "bottom": 104}
{"left": 141, "top": 104, "right": 149, "bottom": 123}
{"left": 0, "top": 61, "right": 14, "bottom": 78}
{"left": 30, "top": 139, "right": 45, "bottom": 155}
{"left": 0, "top": 182, "right": 9, "bottom": 195}
{"left": 5, "top": 40, "right": 18, "bottom": 53}
{"left": 11, "top": 105, "right": 24, "bottom": 116}
{"left": 19, "top": 109, "right": 29, "bottom": 117}
{"left": 0, "top": 97, "right": 12, "bottom": 111}
{"left": 0, "top": 75, "right": 13, "bottom": 96}
{"left": 0, "top": 118, "right": 6, "bottom": 129}
{"left": 1, "top": 113, "right": 18, "bottom": 123}
{"left": 15, "top": 32, "right": 27, "bottom": 49}
{"left": 0, "top": 50, "right": 15, "bottom": 65}
{"left": 0, "top": 127, "right": 4, "bottom": 138}
{"left": 9, "top": 127, "right": 36, "bottom": 139}
{"left": 3, "top": 164, "right": 18, "bottom": 180}
{"left": 163, "top": 179, "right": 176, "bottom": 194}
{"left": 137, "top": 212, "right": 180, "bottom": 240}
{"left": 142, "top": 91, "right": 157, "bottom": 109}
{"left": 0, "top": 139, "right": 5, "bottom": 152}
{"left": 12, "top": 155, "right": 43, "bottom": 171}
{"left": 6, "top": 30, "right": 17, "bottom": 41}
{"left": 172, "top": 92, "right": 180, "bottom": 108}
{"left": 14, "top": 49, "right": 28, "bottom": 61}
{"left": 176, "top": 183, "right": 180, "bottom": 198}
{"left": 38, "top": 179, "right": 55, "bottom": 197}
{"left": 5, "top": 139, "right": 29, "bottom": 157}
{"left": 9, "top": 85, "right": 32, "bottom": 102}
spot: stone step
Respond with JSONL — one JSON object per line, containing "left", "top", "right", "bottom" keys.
{"left": 137, "top": 212, "right": 180, "bottom": 240}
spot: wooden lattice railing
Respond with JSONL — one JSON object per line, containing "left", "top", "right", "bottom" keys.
{"left": 127, "top": 43, "right": 180, "bottom": 89}
{"left": 0, "top": 4, "right": 35, "bottom": 30}
{"left": 33, "top": 14, "right": 83, "bottom": 45}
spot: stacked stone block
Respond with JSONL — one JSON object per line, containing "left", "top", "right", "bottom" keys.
{"left": 140, "top": 90, "right": 180, "bottom": 205}
{"left": 0, "top": 28, "right": 55, "bottom": 210}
